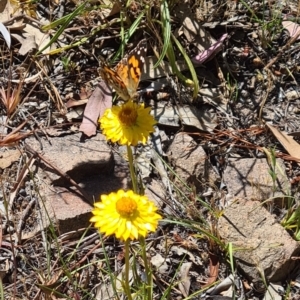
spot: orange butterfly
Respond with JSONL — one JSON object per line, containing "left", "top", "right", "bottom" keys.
{"left": 99, "top": 40, "right": 147, "bottom": 101}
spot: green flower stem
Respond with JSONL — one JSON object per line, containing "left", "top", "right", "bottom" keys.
{"left": 127, "top": 145, "right": 137, "bottom": 193}
{"left": 124, "top": 239, "right": 133, "bottom": 300}
{"left": 140, "top": 236, "right": 152, "bottom": 300}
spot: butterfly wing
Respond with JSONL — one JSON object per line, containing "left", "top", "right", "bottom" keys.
{"left": 98, "top": 64, "right": 131, "bottom": 101}
{"left": 99, "top": 39, "right": 147, "bottom": 101}
{"left": 115, "top": 39, "right": 147, "bottom": 99}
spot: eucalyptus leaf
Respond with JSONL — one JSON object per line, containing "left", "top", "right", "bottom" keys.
{"left": 0, "top": 22, "right": 11, "bottom": 49}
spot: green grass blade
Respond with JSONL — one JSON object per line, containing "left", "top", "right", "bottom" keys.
{"left": 48, "top": 18, "right": 120, "bottom": 55}
{"left": 165, "top": 219, "right": 223, "bottom": 246}
{"left": 36, "top": 1, "right": 87, "bottom": 55}
{"left": 228, "top": 242, "right": 235, "bottom": 274}
{"left": 112, "top": 10, "right": 146, "bottom": 62}
{"left": 171, "top": 34, "right": 199, "bottom": 99}
{"left": 41, "top": 14, "right": 72, "bottom": 31}
{"left": 0, "top": 278, "right": 3, "bottom": 300}
{"left": 154, "top": 0, "right": 171, "bottom": 67}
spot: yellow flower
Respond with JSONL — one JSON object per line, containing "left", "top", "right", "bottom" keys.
{"left": 99, "top": 101, "right": 156, "bottom": 146}
{"left": 90, "top": 190, "right": 162, "bottom": 241}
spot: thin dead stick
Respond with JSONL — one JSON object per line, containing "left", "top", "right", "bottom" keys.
{"left": 0, "top": 71, "right": 42, "bottom": 84}
{"left": 2, "top": 13, "right": 42, "bottom": 26}
{"left": 72, "top": 238, "right": 105, "bottom": 269}
{"left": 9, "top": 153, "right": 36, "bottom": 210}
{"left": 24, "top": 143, "right": 93, "bottom": 206}
{"left": 16, "top": 197, "right": 36, "bottom": 242}
{"left": 264, "top": 30, "right": 300, "bottom": 70}
{"left": 0, "top": 119, "right": 33, "bottom": 146}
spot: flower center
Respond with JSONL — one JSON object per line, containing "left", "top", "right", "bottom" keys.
{"left": 118, "top": 106, "right": 138, "bottom": 125}
{"left": 116, "top": 197, "right": 138, "bottom": 217}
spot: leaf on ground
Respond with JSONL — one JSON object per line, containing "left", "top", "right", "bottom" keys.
{"left": 66, "top": 98, "right": 88, "bottom": 108}
{"left": 0, "top": 1, "right": 14, "bottom": 23}
{"left": 181, "top": 16, "right": 214, "bottom": 49}
{"left": 178, "top": 262, "right": 192, "bottom": 297}
{"left": 0, "top": 149, "right": 21, "bottom": 169}
{"left": 178, "top": 106, "right": 218, "bottom": 131}
{"left": 174, "top": 1, "right": 227, "bottom": 64}
{"left": 174, "top": 1, "right": 214, "bottom": 53}
{"left": 152, "top": 102, "right": 217, "bottom": 132}
{"left": 109, "top": 1, "right": 122, "bottom": 16}
{"left": 202, "top": 252, "right": 219, "bottom": 288}
{"left": 0, "top": 132, "right": 31, "bottom": 147}
{"left": 266, "top": 123, "right": 300, "bottom": 161}
{"left": 79, "top": 82, "right": 112, "bottom": 137}
{"left": 0, "top": 0, "right": 50, "bottom": 54}
{"left": 151, "top": 253, "right": 169, "bottom": 274}
{"left": 7, "top": 20, "right": 26, "bottom": 31}
{"left": 66, "top": 90, "right": 91, "bottom": 108}
{"left": 192, "top": 34, "right": 228, "bottom": 64}
{"left": 282, "top": 21, "right": 300, "bottom": 40}
{"left": 208, "top": 253, "right": 219, "bottom": 283}
{"left": 18, "top": 34, "right": 38, "bottom": 56}
{"left": 171, "top": 245, "right": 197, "bottom": 263}
{"left": 0, "top": 22, "right": 11, "bottom": 48}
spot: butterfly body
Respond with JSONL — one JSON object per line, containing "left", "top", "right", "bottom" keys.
{"left": 99, "top": 40, "right": 147, "bottom": 101}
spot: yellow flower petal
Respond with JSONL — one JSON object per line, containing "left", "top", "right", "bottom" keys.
{"left": 90, "top": 190, "right": 162, "bottom": 241}
{"left": 99, "top": 101, "right": 157, "bottom": 146}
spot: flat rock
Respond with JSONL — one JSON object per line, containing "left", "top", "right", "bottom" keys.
{"left": 22, "top": 133, "right": 129, "bottom": 237}
{"left": 167, "top": 133, "right": 219, "bottom": 193}
{"left": 218, "top": 198, "right": 300, "bottom": 282}
{"left": 26, "top": 133, "right": 114, "bottom": 184}
{"left": 223, "top": 158, "right": 290, "bottom": 201}
{"left": 144, "top": 178, "right": 167, "bottom": 209}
